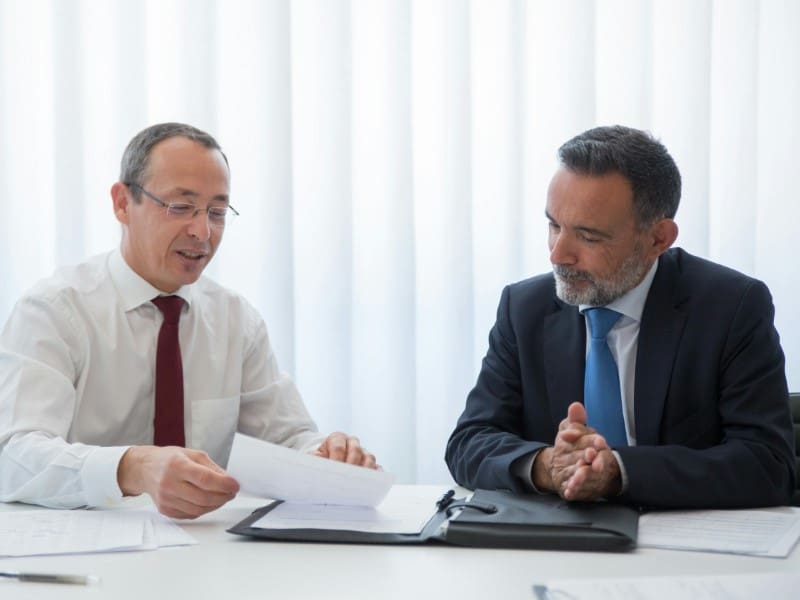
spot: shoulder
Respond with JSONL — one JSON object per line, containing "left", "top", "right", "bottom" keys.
{"left": 2, "top": 253, "right": 114, "bottom": 353}
{"left": 661, "top": 248, "right": 769, "bottom": 302}
{"left": 15, "top": 252, "right": 113, "bottom": 312}
{"left": 504, "top": 272, "right": 559, "bottom": 311}
{"left": 666, "top": 248, "right": 757, "bottom": 285}
{"left": 506, "top": 271, "right": 556, "bottom": 298}
{"left": 491, "top": 272, "right": 564, "bottom": 331}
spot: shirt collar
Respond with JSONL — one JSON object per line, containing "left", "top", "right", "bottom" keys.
{"left": 579, "top": 258, "right": 659, "bottom": 323}
{"left": 109, "top": 248, "right": 194, "bottom": 312}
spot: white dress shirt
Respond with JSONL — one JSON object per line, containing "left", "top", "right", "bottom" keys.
{"left": 0, "top": 250, "right": 324, "bottom": 509}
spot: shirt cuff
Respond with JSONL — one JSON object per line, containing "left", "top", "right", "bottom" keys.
{"left": 511, "top": 450, "right": 545, "bottom": 493}
{"left": 80, "top": 445, "right": 130, "bottom": 507}
{"left": 611, "top": 449, "right": 629, "bottom": 494}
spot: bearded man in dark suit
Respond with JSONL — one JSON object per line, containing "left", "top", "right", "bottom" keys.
{"left": 446, "top": 125, "right": 794, "bottom": 509}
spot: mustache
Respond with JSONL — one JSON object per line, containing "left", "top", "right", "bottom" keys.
{"left": 553, "top": 265, "right": 594, "bottom": 282}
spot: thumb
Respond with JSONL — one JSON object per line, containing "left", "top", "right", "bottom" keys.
{"left": 567, "top": 401, "right": 587, "bottom": 425}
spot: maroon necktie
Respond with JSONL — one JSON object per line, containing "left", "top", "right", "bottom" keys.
{"left": 152, "top": 296, "right": 186, "bottom": 447}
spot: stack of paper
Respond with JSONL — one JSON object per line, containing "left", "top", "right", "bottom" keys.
{"left": 638, "top": 507, "right": 800, "bottom": 557}
{"left": 0, "top": 509, "right": 196, "bottom": 557}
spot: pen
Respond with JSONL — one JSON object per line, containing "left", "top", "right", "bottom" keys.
{"left": 0, "top": 571, "right": 99, "bottom": 585}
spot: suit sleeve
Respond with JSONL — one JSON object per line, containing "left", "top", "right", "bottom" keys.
{"left": 618, "top": 280, "right": 795, "bottom": 508}
{"left": 445, "top": 286, "right": 547, "bottom": 491}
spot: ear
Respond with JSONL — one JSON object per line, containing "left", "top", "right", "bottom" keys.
{"left": 111, "top": 182, "right": 131, "bottom": 225}
{"left": 644, "top": 218, "right": 679, "bottom": 262}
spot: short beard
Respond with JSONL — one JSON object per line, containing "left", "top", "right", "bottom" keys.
{"left": 553, "top": 246, "right": 649, "bottom": 306}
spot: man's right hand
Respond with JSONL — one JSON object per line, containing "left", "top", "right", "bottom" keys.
{"left": 117, "top": 446, "right": 240, "bottom": 519}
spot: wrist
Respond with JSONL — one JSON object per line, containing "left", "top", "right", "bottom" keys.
{"left": 117, "top": 446, "right": 146, "bottom": 497}
{"left": 532, "top": 447, "right": 556, "bottom": 492}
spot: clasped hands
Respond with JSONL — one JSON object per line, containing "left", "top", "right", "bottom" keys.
{"left": 118, "top": 432, "right": 378, "bottom": 519}
{"left": 532, "top": 402, "right": 622, "bottom": 501}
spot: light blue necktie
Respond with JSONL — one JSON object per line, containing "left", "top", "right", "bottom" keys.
{"left": 584, "top": 307, "right": 628, "bottom": 447}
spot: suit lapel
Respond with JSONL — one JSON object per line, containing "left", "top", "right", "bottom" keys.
{"left": 634, "top": 250, "right": 689, "bottom": 445}
{"left": 543, "top": 298, "right": 586, "bottom": 424}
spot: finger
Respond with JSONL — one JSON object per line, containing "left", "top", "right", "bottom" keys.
{"left": 563, "top": 465, "right": 592, "bottom": 500}
{"left": 562, "top": 469, "right": 584, "bottom": 500}
{"left": 347, "top": 441, "right": 377, "bottom": 469}
{"left": 322, "top": 432, "right": 348, "bottom": 462}
{"left": 557, "top": 426, "right": 587, "bottom": 444}
{"left": 150, "top": 471, "right": 236, "bottom": 517}
{"left": 361, "top": 453, "right": 378, "bottom": 469}
{"left": 582, "top": 446, "right": 598, "bottom": 465}
{"left": 344, "top": 436, "right": 364, "bottom": 465}
{"left": 156, "top": 503, "right": 197, "bottom": 520}
{"left": 156, "top": 489, "right": 229, "bottom": 519}
{"left": 557, "top": 426, "right": 601, "bottom": 450}
{"left": 591, "top": 449, "right": 616, "bottom": 474}
{"left": 181, "top": 461, "right": 240, "bottom": 495}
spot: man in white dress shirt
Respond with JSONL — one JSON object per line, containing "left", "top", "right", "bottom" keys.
{"left": 0, "top": 123, "right": 377, "bottom": 518}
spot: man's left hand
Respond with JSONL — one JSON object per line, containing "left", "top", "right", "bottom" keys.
{"left": 312, "top": 432, "right": 379, "bottom": 469}
{"left": 562, "top": 441, "right": 622, "bottom": 501}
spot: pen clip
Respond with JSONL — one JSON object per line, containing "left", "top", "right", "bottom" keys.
{"left": 436, "top": 489, "right": 456, "bottom": 511}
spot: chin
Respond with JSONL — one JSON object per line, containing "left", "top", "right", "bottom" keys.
{"left": 555, "top": 279, "right": 591, "bottom": 306}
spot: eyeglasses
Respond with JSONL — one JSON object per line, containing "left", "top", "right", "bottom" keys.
{"left": 126, "top": 183, "right": 239, "bottom": 228}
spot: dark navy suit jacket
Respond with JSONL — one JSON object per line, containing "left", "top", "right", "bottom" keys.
{"left": 445, "top": 248, "right": 795, "bottom": 508}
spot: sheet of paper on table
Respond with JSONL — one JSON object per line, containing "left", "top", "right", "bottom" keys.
{"left": 0, "top": 509, "right": 196, "bottom": 557}
{"left": 250, "top": 485, "right": 450, "bottom": 534}
{"left": 638, "top": 506, "right": 800, "bottom": 557}
{"left": 533, "top": 572, "right": 800, "bottom": 600}
{"left": 226, "top": 433, "right": 396, "bottom": 507}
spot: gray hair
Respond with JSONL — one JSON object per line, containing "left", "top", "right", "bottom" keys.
{"left": 558, "top": 125, "right": 681, "bottom": 227}
{"left": 120, "top": 123, "right": 229, "bottom": 201}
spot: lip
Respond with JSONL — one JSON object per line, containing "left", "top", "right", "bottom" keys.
{"left": 175, "top": 249, "right": 209, "bottom": 260}
{"left": 556, "top": 273, "right": 587, "bottom": 282}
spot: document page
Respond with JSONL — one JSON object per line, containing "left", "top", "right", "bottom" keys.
{"left": 251, "top": 485, "right": 449, "bottom": 534}
{"left": 638, "top": 506, "right": 800, "bottom": 557}
{"left": 227, "top": 433, "right": 395, "bottom": 507}
{"left": 0, "top": 510, "right": 197, "bottom": 557}
{"left": 533, "top": 572, "right": 800, "bottom": 600}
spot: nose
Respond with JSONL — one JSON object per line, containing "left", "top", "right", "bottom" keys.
{"left": 549, "top": 230, "right": 576, "bottom": 266}
{"left": 187, "top": 210, "right": 212, "bottom": 241}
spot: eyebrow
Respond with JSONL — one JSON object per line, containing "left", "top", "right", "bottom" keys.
{"left": 544, "top": 210, "right": 613, "bottom": 239}
{"left": 171, "top": 187, "right": 230, "bottom": 204}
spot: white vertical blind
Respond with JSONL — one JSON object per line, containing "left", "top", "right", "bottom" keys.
{"left": 756, "top": 0, "right": 800, "bottom": 389}
{"left": 350, "top": 0, "right": 416, "bottom": 479}
{"left": 709, "top": 0, "right": 758, "bottom": 272}
{"left": 411, "top": 0, "right": 476, "bottom": 483}
{"left": 0, "top": 0, "right": 797, "bottom": 484}
{"left": 290, "top": 0, "right": 354, "bottom": 434}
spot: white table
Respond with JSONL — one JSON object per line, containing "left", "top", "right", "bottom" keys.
{"left": 2, "top": 486, "right": 798, "bottom": 600}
